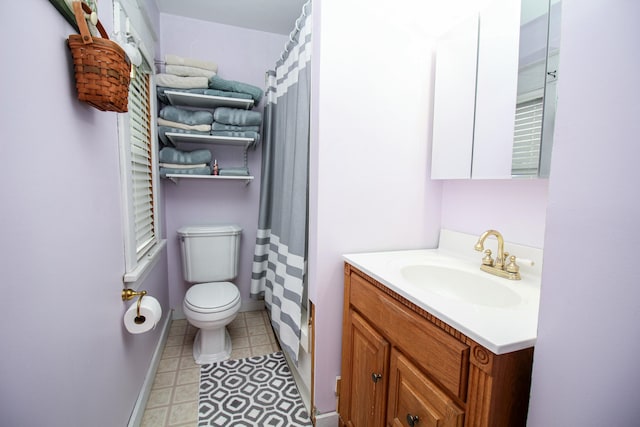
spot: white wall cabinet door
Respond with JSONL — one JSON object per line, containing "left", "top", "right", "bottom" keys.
{"left": 431, "top": 0, "right": 522, "bottom": 180}
{"left": 472, "top": 0, "right": 521, "bottom": 179}
{"left": 431, "top": 14, "right": 479, "bottom": 180}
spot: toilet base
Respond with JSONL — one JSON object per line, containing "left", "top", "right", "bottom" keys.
{"left": 192, "top": 328, "right": 232, "bottom": 364}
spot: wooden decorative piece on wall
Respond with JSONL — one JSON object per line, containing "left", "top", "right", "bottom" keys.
{"left": 49, "top": 0, "right": 97, "bottom": 32}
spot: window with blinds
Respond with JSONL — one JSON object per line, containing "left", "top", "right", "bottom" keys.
{"left": 511, "top": 97, "right": 543, "bottom": 177}
{"left": 128, "top": 69, "right": 155, "bottom": 260}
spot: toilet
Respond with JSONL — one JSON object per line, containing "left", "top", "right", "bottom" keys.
{"left": 177, "top": 224, "right": 242, "bottom": 364}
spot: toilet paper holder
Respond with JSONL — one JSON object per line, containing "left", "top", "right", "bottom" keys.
{"left": 122, "top": 289, "right": 148, "bottom": 324}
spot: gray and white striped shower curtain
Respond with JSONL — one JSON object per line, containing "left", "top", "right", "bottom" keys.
{"left": 250, "top": 1, "right": 311, "bottom": 364}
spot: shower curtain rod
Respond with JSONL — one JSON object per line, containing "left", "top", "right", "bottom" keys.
{"left": 279, "top": 0, "right": 311, "bottom": 62}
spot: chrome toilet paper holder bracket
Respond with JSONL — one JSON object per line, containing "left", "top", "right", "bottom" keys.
{"left": 122, "top": 289, "right": 148, "bottom": 324}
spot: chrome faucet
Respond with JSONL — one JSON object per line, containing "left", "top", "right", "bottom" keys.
{"left": 474, "top": 229, "right": 521, "bottom": 280}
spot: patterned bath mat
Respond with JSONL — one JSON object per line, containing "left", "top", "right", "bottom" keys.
{"left": 198, "top": 351, "right": 312, "bottom": 426}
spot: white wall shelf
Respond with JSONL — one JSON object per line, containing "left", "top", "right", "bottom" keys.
{"left": 159, "top": 91, "right": 257, "bottom": 186}
{"left": 165, "top": 132, "right": 255, "bottom": 149}
{"left": 164, "top": 174, "right": 254, "bottom": 185}
{"left": 164, "top": 90, "right": 254, "bottom": 110}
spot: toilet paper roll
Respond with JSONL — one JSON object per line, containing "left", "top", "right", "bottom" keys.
{"left": 124, "top": 295, "right": 162, "bottom": 334}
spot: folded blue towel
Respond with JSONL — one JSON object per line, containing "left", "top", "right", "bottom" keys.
{"left": 156, "top": 87, "right": 253, "bottom": 104}
{"left": 208, "top": 75, "right": 263, "bottom": 103}
{"left": 160, "top": 166, "right": 212, "bottom": 177}
{"left": 160, "top": 106, "right": 213, "bottom": 126}
{"left": 159, "top": 147, "right": 212, "bottom": 165}
{"left": 212, "top": 122, "right": 261, "bottom": 132}
{"left": 213, "top": 107, "right": 262, "bottom": 126}
{"left": 157, "top": 126, "right": 209, "bottom": 146}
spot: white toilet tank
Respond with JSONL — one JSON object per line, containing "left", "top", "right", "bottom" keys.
{"left": 177, "top": 224, "right": 242, "bottom": 283}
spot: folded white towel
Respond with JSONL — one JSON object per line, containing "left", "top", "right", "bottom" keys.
{"left": 165, "top": 54, "right": 218, "bottom": 72}
{"left": 165, "top": 64, "right": 216, "bottom": 79}
{"left": 157, "top": 118, "right": 212, "bottom": 132}
{"left": 159, "top": 162, "right": 208, "bottom": 169}
{"left": 156, "top": 74, "right": 208, "bottom": 89}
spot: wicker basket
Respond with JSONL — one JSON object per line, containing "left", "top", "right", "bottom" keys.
{"left": 67, "top": 1, "right": 131, "bottom": 112}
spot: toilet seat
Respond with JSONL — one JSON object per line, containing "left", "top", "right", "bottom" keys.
{"left": 185, "top": 282, "right": 240, "bottom": 314}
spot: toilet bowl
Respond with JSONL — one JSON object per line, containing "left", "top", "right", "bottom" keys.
{"left": 177, "top": 224, "right": 243, "bottom": 364}
{"left": 183, "top": 281, "right": 241, "bottom": 364}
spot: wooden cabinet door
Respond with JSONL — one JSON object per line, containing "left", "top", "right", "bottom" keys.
{"left": 342, "top": 311, "right": 390, "bottom": 427}
{"left": 387, "top": 349, "right": 464, "bottom": 427}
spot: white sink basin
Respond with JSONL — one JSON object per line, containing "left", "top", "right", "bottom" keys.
{"left": 343, "top": 231, "right": 542, "bottom": 354}
{"left": 400, "top": 264, "right": 522, "bottom": 308}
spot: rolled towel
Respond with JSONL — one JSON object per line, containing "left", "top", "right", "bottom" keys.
{"left": 218, "top": 167, "right": 250, "bottom": 176}
{"left": 160, "top": 166, "right": 212, "bottom": 177}
{"left": 159, "top": 162, "right": 207, "bottom": 169}
{"left": 165, "top": 64, "right": 216, "bottom": 79}
{"left": 213, "top": 107, "right": 262, "bottom": 126}
{"left": 209, "top": 75, "right": 263, "bottom": 103}
{"left": 165, "top": 54, "right": 218, "bottom": 72}
{"left": 156, "top": 74, "right": 208, "bottom": 89}
{"left": 157, "top": 87, "right": 253, "bottom": 104}
{"left": 211, "top": 122, "right": 261, "bottom": 132}
{"left": 159, "top": 147, "right": 212, "bottom": 165}
{"left": 157, "top": 126, "right": 209, "bottom": 146}
{"left": 160, "top": 106, "right": 213, "bottom": 126}
{"left": 157, "top": 118, "right": 211, "bottom": 132}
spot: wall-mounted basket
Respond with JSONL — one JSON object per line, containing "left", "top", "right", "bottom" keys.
{"left": 67, "top": 1, "right": 130, "bottom": 112}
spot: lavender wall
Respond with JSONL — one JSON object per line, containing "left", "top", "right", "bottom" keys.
{"left": 527, "top": 0, "right": 640, "bottom": 424}
{"left": 158, "top": 15, "right": 287, "bottom": 315}
{"left": 0, "top": 1, "right": 169, "bottom": 426}
{"left": 441, "top": 179, "right": 549, "bottom": 248}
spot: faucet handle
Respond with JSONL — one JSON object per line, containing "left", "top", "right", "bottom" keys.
{"left": 482, "top": 249, "right": 494, "bottom": 266}
{"left": 506, "top": 255, "right": 520, "bottom": 274}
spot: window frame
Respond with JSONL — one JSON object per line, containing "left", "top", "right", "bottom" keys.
{"left": 115, "top": 1, "right": 164, "bottom": 286}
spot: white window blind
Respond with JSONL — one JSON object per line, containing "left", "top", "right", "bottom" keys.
{"left": 511, "top": 97, "right": 543, "bottom": 177}
{"left": 128, "top": 69, "right": 155, "bottom": 260}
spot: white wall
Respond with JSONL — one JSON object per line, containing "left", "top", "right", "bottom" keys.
{"left": 527, "top": 0, "right": 640, "bottom": 424}
{"left": 309, "top": 0, "right": 443, "bottom": 413}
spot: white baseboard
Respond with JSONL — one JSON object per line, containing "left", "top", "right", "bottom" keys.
{"left": 315, "top": 411, "right": 339, "bottom": 427}
{"left": 172, "top": 307, "right": 185, "bottom": 320}
{"left": 240, "top": 299, "right": 265, "bottom": 312}
{"left": 127, "top": 310, "right": 173, "bottom": 427}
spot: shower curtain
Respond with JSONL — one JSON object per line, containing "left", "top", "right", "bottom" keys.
{"left": 251, "top": 1, "right": 312, "bottom": 364}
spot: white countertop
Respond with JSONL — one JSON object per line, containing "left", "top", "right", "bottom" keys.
{"left": 343, "top": 230, "right": 542, "bottom": 354}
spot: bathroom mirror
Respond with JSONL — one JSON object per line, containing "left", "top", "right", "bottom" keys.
{"left": 511, "top": 0, "right": 561, "bottom": 178}
{"left": 431, "top": 0, "right": 560, "bottom": 179}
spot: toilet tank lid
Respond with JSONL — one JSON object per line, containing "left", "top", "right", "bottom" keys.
{"left": 177, "top": 224, "right": 242, "bottom": 237}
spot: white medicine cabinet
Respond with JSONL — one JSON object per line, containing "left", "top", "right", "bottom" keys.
{"left": 431, "top": 0, "right": 559, "bottom": 179}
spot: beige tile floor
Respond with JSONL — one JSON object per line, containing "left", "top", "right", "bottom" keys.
{"left": 141, "top": 310, "right": 280, "bottom": 427}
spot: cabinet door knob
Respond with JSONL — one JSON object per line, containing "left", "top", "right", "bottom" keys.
{"left": 371, "top": 373, "right": 382, "bottom": 383}
{"left": 406, "top": 414, "right": 420, "bottom": 426}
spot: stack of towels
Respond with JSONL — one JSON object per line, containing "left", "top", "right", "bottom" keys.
{"left": 159, "top": 147, "right": 212, "bottom": 177}
{"left": 156, "top": 54, "right": 266, "bottom": 177}
{"left": 156, "top": 54, "right": 264, "bottom": 106}
{"left": 157, "top": 105, "right": 213, "bottom": 146}
{"left": 157, "top": 105, "right": 262, "bottom": 148}
{"left": 211, "top": 107, "right": 262, "bottom": 147}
